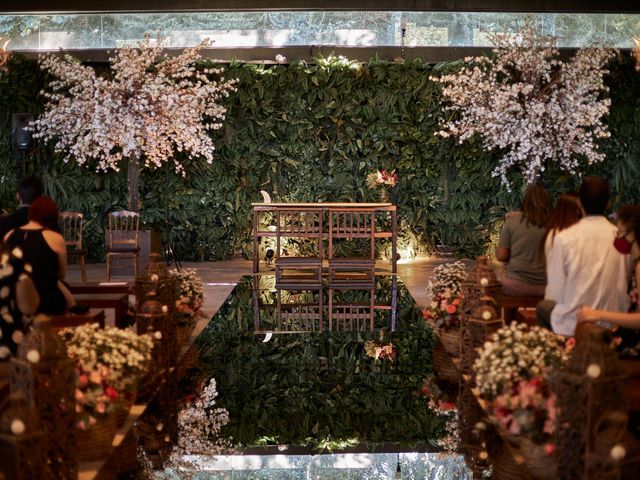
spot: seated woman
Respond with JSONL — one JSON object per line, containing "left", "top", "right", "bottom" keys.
{"left": 3, "top": 196, "right": 71, "bottom": 316}
{"left": 497, "top": 184, "right": 552, "bottom": 297}
{"left": 578, "top": 204, "right": 640, "bottom": 355}
{"left": 541, "top": 191, "right": 583, "bottom": 258}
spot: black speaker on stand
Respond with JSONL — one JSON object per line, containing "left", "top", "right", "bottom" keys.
{"left": 12, "top": 113, "right": 35, "bottom": 174}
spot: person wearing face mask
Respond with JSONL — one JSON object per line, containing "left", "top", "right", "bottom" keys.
{"left": 537, "top": 177, "right": 629, "bottom": 336}
{"left": 578, "top": 205, "right": 640, "bottom": 353}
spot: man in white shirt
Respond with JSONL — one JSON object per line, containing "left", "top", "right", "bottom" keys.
{"left": 537, "top": 177, "right": 629, "bottom": 336}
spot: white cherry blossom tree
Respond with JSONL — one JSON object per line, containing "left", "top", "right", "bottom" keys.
{"left": 431, "top": 23, "right": 615, "bottom": 186}
{"left": 34, "top": 38, "right": 236, "bottom": 210}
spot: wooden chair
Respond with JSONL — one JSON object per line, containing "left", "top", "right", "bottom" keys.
{"left": 328, "top": 209, "right": 376, "bottom": 286}
{"left": 106, "top": 210, "right": 140, "bottom": 280}
{"left": 60, "top": 211, "right": 87, "bottom": 282}
{"left": 274, "top": 209, "right": 323, "bottom": 288}
{"left": 328, "top": 287, "right": 375, "bottom": 332}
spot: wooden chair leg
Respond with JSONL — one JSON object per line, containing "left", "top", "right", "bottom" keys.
{"left": 80, "top": 254, "right": 87, "bottom": 282}
{"left": 107, "top": 254, "right": 112, "bottom": 281}
{"left": 133, "top": 254, "right": 139, "bottom": 278}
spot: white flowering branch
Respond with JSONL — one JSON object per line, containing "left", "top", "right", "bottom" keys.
{"left": 33, "top": 37, "right": 236, "bottom": 209}
{"left": 431, "top": 23, "right": 615, "bottom": 186}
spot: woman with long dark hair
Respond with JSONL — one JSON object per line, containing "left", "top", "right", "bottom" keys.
{"left": 3, "top": 196, "right": 70, "bottom": 315}
{"left": 542, "top": 191, "right": 583, "bottom": 258}
{"left": 497, "top": 184, "right": 553, "bottom": 297}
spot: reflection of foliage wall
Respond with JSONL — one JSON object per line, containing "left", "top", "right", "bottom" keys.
{"left": 1, "top": 53, "right": 639, "bottom": 261}
{"left": 196, "top": 276, "right": 444, "bottom": 448}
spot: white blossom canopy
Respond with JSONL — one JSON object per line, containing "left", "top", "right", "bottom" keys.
{"left": 431, "top": 23, "right": 616, "bottom": 186}
{"left": 34, "top": 38, "right": 236, "bottom": 175}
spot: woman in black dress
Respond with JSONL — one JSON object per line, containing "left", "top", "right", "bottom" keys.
{"left": 3, "top": 196, "right": 69, "bottom": 316}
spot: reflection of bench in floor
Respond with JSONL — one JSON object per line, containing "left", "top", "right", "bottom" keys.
{"left": 494, "top": 292, "right": 542, "bottom": 322}
{"left": 51, "top": 309, "right": 105, "bottom": 331}
{"left": 73, "top": 293, "right": 130, "bottom": 328}
{"left": 68, "top": 281, "right": 131, "bottom": 295}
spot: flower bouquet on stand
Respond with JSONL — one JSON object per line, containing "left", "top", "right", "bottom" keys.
{"left": 422, "top": 261, "right": 467, "bottom": 357}
{"left": 60, "top": 323, "right": 154, "bottom": 429}
{"left": 366, "top": 169, "right": 398, "bottom": 202}
{"left": 170, "top": 268, "right": 205, "bottom": 346}
{"left": 473, "top": 322, "right": 573, "bottom": 479}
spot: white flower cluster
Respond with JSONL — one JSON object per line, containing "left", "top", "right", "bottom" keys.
{"left": 431, "top": 23, "right": 615, "bottom": 186}
{"left": 174, "top": 377, "right": 230, "bottom": 455}
{"left": 473, "top": 322, "right": 568, "bottom": 399}
{"left": 59, "top": 323, "right": 153, "bottom": 384}
{"left": 427, "top": 261, "right": 467, "bottom": 298}
{"left": 33, "top": 37, "right": 236, "bottom": 175}
{"left": 170, "top": 268, "right": 205, "bottom": 310}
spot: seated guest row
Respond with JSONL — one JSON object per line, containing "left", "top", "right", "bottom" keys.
{"left": 499, "top": 175, "right": 639, "bottom": 353}
{"left": 0, "top": 176, "right": 74, "bottom": 359}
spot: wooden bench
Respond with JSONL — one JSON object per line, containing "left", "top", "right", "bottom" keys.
{"left": 620, "top": 358, "right": 640, "bottom": 413}
{"left": 494, "top": 291, "right": 543, "bottom": 322}
{"left": 51, "top": 309, "right": 105, "bottom": 331}
{"left": 73, "top": 293, "right": 130, "bottom": 328}
{"left": 68, "top": 281, "right": 131, "bottom": 295}
{"left": 514, "top": 308, "right": 537, "bottom": 327}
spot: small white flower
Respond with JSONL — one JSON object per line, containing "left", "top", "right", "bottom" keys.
{"left": 26, "top": 349, "right": 41, "bottom": 364}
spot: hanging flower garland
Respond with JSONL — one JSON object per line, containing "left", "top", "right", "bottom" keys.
{"left": 431, "top": 23, "right": 615, "bottom": 186}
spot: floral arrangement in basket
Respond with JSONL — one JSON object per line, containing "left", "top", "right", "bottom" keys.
{"left": 473, "top": 322, "right": 574, "bottom": 454}
{"left": 364, "top": 340, "right": 396, "bottom": 361}
{"left": 60, "top": 323, "right": 154, "bottom": 428}
{"left": 170, "top": 268, "right": 205, "bottom": 323}
{"left": 422, "top": 261, "right": 467, "bottom": 331}
{"left": 420, "top": 377, "right": 458, "bottom": 451}
{"left": 73, "top": 364, "right": 120, "bottom": 430}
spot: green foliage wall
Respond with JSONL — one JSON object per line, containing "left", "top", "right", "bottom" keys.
{"left": 1, "top": 53, "right": 640, "bottom": 261}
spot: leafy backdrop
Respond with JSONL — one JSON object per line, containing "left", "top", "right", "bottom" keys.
{"left": 1, "top": 53, "right": 639, "bottom": 261}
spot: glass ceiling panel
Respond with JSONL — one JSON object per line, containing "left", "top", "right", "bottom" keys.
{"left": 0, "top": 11, "right": 638, "bottom": 51}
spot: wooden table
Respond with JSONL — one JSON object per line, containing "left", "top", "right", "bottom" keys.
{"left": 252, "top": 202, "right": 397, "bottom": 274}
{"left": 51, "top": 309, "right": 106, "bottom": 331}
{"left": 73, "top": 293, "right": 130, "bottom": 328}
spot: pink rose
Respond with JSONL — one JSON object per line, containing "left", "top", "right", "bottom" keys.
{"left": 78, "top": 374, "right": 88, "bottom": 387}
{"left": 544, "top": 443, "right": 555, "bottom": 456}
{"left": 447, "top": 305, "right": 457, "bottom": 314}
{"left": 89, "top": 371, "right": 101, "bottom": 384}
{"left": 96, "top": 402, "right": 106, "bottom": 414}
{"left": 75, "top": 389, "right": 85, "bottom": 402}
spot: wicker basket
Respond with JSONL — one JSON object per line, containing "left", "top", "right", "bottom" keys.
{"left": 77, "top": 414, "right": 117, "bottom": 461}
{"left": 115, "top": 390, "right": 137, "bottom": 428}
{"left": 433, "top": 341, "right": 461, "bottom": 383}
{"left": 439, "top": 329, "right": 460, "bottom": 358}
{"left": 496, "top": 434, "right": 556, "bottom": 480}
